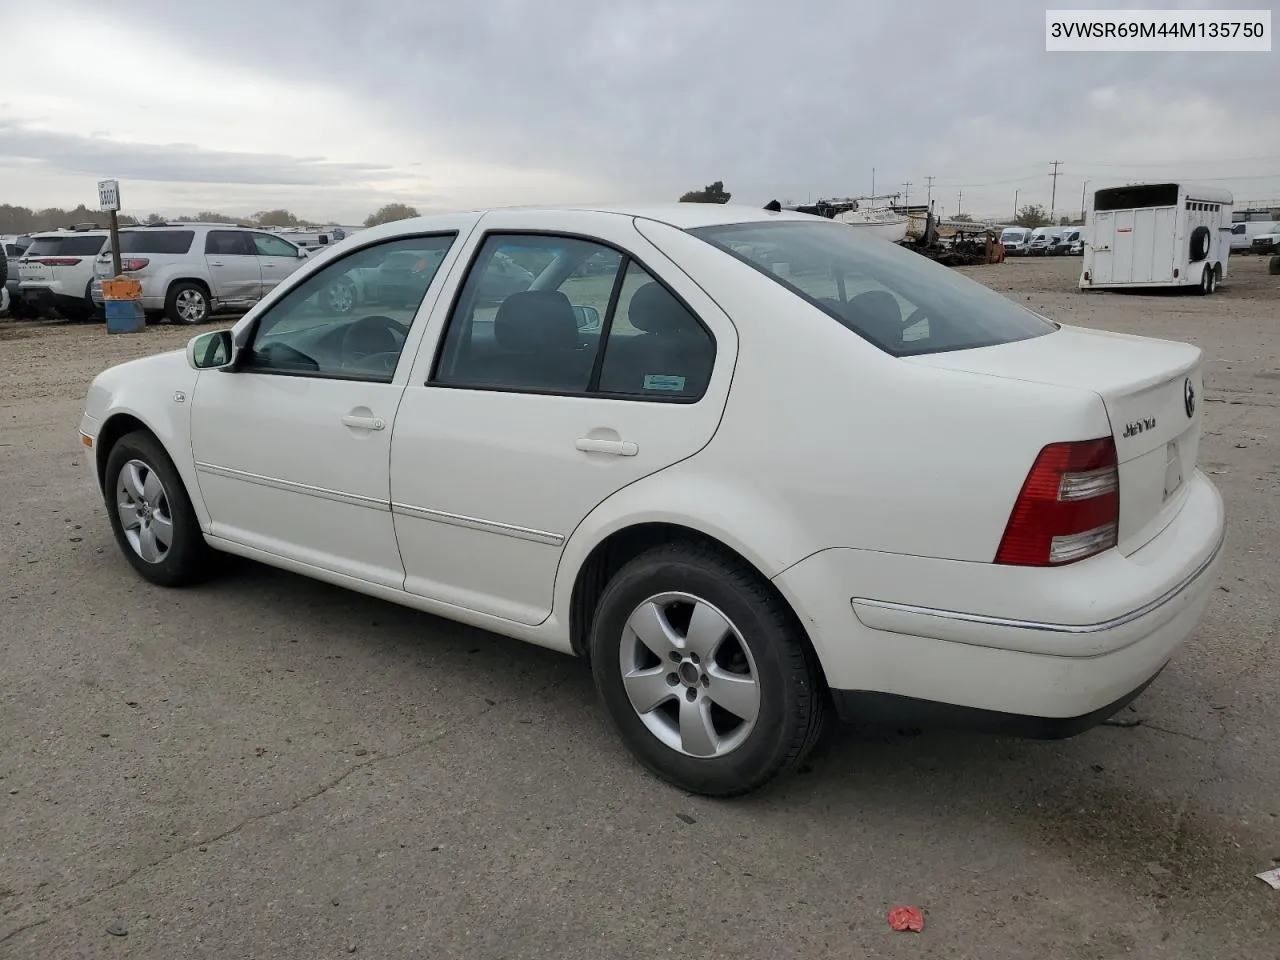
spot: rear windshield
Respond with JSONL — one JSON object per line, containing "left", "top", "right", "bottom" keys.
{"left": 24, "top": 235, "right": 107, "bottom": 257}
{"left": 689, "top": 220, "right": 1056, "bottom": 357}
{"left": 115, "top": 230, "right": 195, "bottom": 255}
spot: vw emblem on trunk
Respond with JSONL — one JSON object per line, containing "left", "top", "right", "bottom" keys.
{"left": 1184, "top": 378, "right": 1196, "bottom": 418}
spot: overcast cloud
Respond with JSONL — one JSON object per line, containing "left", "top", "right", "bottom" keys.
{"left": 1, "top": 0, "right": 1277, "bottom": 223}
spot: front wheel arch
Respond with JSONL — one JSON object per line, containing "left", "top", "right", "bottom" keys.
{"left": 94, "top": 413, "right": 154, "bottom": 490}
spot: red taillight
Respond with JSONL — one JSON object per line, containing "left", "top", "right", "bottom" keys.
{"left": 36, "top": 257, "right": 82, "bottom": 266}
{"left": 119, "top": 258, "right": 150, "bottom": 272}
{"left": 995, "top": 438, "right": 1119, "bottom": 567}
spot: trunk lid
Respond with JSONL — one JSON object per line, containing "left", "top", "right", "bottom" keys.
{"left": 908, "top": 324, "right": 1203, "bottom": 556}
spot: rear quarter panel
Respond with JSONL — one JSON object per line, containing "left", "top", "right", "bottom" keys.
{"left": 620, "top": 219, "right": 1112, "bottom": 566}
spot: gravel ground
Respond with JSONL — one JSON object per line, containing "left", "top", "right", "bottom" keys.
{"left": 1, "top": 254, "right": 1278, "bottom": 959}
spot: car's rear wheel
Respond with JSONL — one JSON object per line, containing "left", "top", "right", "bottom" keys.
{"left": 1198, "top": 268, "right": 1212, "bottom": 296}
{"left": 104, "top": 430, "right": 215, "bottom": 587}
{"left": 590, "top": 542, "right": 827, "bottom": 797}
{"left": 166, "top": 282, "right": 209, "bottom": 324}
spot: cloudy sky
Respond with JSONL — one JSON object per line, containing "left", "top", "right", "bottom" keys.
{"left": 1, "top": 0, "right": 1276, "bottom": 224}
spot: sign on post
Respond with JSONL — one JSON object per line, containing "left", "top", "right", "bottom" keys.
{"left": 98, "top": 179, "right": 120, "bottom": 212}
{"left": 97, "top": 179, "right": 123, "bottom": 277}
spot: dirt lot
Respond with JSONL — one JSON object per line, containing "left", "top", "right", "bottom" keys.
{"left": 2, "top": 254, "right": 1278, "bottom": 959}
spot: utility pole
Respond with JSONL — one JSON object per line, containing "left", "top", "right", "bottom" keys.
{"left": 1080, "top": 180, "right": 1087, "bottom": 223}
{"left": 902, "top": 181, "right": 911, "bottom": 213}
{"left": 956, "top": 190, "right": 962, "bottom": 217}
{"left": 1049, "top": 160, "right": 1063, "bottom": 221}
{"left": 1013, "top": 189, "right": 1019, "bottom": 223}
{"left": 871, "top": 167, "right": 876, "bottom": 199}
{"left": 925, "top": 175, "right": 935, "bottom": 211}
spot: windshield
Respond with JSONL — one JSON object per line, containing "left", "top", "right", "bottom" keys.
{"left": 689, "top": 220, "right": 1056, "bottom": 357}
{"left": 24, "top": 235, "right": 107, "bottom": 257}
{"left": 1001, "top": 230, "right": 1026, "bottom": 241}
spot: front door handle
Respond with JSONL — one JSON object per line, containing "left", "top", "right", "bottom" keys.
{"left": 209, "top": 260, "right": 225, "bottom": 266}
{"left": 576, "top": 437, "right": 637, "bottom": 457}
{"left": 342, "top": 414, "right": 386, "bottom": 431}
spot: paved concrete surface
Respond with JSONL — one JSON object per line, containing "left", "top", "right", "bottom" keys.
{"left": 1, "top": 255, "right": 1278, "bottom": 959}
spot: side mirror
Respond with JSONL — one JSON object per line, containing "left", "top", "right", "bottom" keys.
{"left": 298, "top": 247, "right": 308, "bottom": 258}
{"left": 186, "top": 329, "right": 234, "bottom": 370}
{"left": 572, "top": 304, "right": 601, "bottom": 332}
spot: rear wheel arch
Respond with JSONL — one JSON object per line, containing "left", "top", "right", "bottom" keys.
{"left": 567, "top": 521, "right": 829, "bottom": 682}
{"left": 166, "top": 277, "right": 211, "bottom": 300}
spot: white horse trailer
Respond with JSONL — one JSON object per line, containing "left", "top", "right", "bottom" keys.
{"left": 1080, "top": 182, "right": 1232, "bottom": 294}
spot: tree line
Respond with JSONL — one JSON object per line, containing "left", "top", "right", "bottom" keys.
{"left": 0, "top": 202, "right": 422, "bottom": 235}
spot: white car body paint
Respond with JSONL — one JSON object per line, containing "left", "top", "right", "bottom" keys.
{"left": 81, "top": 203, "right": 1225, "bottom": 726}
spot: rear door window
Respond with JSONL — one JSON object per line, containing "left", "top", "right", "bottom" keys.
{"left": 204, "top": 231, "right": 256, "bottom": 256}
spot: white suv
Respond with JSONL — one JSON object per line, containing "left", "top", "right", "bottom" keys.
{"left": 17, "top": 228, "right": 109, "bottom": 320}
{"left": 92, "top": 223, "right": 309, "bottom": 324}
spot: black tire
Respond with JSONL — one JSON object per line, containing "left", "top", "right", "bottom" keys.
{"left": 590, "top": 542, "right": 827, "bottom": 797}
{"left": 165, "top": 281, "right": 210, "bottom": 325}
{"left": 104, "top": 430, "right": 215, "bottom": 587}
{"left": 1189, "top": 225, "right": 1211, "bottom": 263}
{"left": 1197, "top": 268, "right": 1212, "bottom": 296}
{"left": 1269, "top": 255, "right": 1280, "bottom": 276}
{"left": 1207, "top": 266, "right": 1218, "bottom": 294}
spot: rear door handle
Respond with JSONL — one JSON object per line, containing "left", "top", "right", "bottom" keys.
{"left": 576, "top": 437, "right": 637, "bottom": 457}
{"left": 342, "top": 414, "right": 386, "bottom": 430}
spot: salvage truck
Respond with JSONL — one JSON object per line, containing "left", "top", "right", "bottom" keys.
{"left": 1080, "top": 182, "right": 1232, "bottom": 295}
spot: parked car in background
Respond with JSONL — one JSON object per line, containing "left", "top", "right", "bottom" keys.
{"left": 16, "top": 227, "right": 108, "bottom": 320}
{"left": 92, "top": 223, "right": 309, "bottom": 324}
{"left": 1250, "top": 227, "right": 1280, "bottom": 255}
{"left": 2, "top": 236, "right": 32, "bottom": 317}
{"left": 80, "top": 204, "right": 1225, "bottom": 797}
{"left": 1052, "top": 228, "right": 1084, "bottom": 255}
{"left": 1000, "top": 227, "right": 1032, "bottom": 256}
{"left": 1229, "top": 220, "right": 1278, "bottom": 253}
{"left": 1027, "top": 227, "right": 1063, "bottom": 256}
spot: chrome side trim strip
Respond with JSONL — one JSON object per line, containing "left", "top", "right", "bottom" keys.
{"left": 391, "top": 502, "right": 564, "bottom": 547}
{"left": 851, "top": 531, "right": 1225, "bottom": 635}
{"left": 194, "top": 461, "right": 389, "bottom": 512}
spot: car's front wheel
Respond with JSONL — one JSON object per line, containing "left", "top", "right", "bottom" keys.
{"left": 104, "top": 430, "right": 215, "bottom": 586}
{"left": 590, "top": 542, "right": 827, "bottom": 797}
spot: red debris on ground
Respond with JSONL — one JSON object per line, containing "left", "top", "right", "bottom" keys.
{"left": 888, "top": 906, "right": 925, "bottom": 932}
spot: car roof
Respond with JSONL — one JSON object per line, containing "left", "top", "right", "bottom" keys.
{"left": 28, "top": 229, "right": 108, "bottom": 238}
{"left": 376, "top": 203, "right": 819, "bottom": 235}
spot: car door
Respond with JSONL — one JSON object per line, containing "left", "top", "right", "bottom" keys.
{"left": 204, "top": 230, "right": 261, "bottom": 305}
{"left": 391, "top": 211, "right": 736, "bottom": 626}
{"left": 189, "top": 229, "right": 464, "bottom": 587}
{"left": 252, "top": 232, "right": 306, "bottom": 297}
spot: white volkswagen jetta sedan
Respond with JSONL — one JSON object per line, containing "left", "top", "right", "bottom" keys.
{"left": 79, "top": 204, "right": 1225, "bottom": 796}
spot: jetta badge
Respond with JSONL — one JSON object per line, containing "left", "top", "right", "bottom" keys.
{"left": 1184, "top": 378, "right": 1196, "bottom": 418}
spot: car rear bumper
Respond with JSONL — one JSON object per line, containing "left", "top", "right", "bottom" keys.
{"left": 773, "top": 469, "right": 1225, "bottom": 730}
